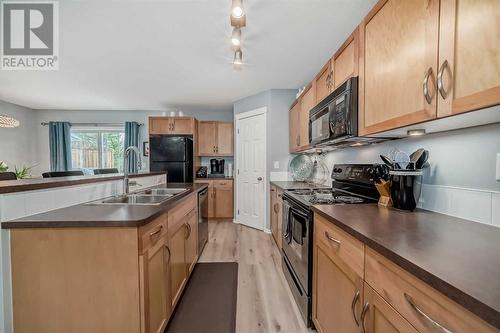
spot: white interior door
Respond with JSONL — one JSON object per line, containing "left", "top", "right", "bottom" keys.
{"left": 236, "top": 109, "right": 266, "bottom": 231}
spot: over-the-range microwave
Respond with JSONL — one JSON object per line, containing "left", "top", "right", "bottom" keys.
{"left": 309, "top": 77, "right": 389, "bottom": 149}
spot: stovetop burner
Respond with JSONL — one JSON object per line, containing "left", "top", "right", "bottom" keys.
{"left": 287, "top": 188, "right": 369, "bottom": 205}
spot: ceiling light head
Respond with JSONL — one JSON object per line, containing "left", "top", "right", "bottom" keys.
{"left": 0, "top": 115, "right": 20, "bottom": 128}
{"left": 407, "top": 129, "right": 426, "bottom": 136}
{"left": 231, "top": 28, "right": 241, "bottom": 47}
{"left": 233, "top": 49, "right": 243, "bottom": 67}
{"left": 231, "top": 0, "right": 244, "bottom": 19}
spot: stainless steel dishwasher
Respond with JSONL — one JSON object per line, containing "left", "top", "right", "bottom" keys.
{"left": 198, "top": 188, "right": 209, "bottom": 253}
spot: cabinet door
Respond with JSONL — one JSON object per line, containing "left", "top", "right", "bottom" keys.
{"left": 359, "top": 0, "right": 439, "bottom": 135}
{"left": 140, "top": 236, "right": 170, "bottom": 333}
{"left": 214, "top": 185, "right": 234, "bottom": 218}
{"left": 437, "top": 0, "right": 500, "bottom": 117}
{"left": 149, "top": 117, "right": 171, "bottom": 134}
{"left": 361, "top": 283, "right": 419, "bottom": 333}
{"left": 289, "top": 102, "right": 300, "bottom": 152}
{"left": 184, "top": 209, "right": 198, "bottom": 274}
{"left": 198, "top": 121, "right": 217, "bottom": 155}
{"left": 207, "top": 187, "right": 215, "bottom": 218}
{"left": 314, "top": 61, "right": 333, "bottom": 105}
{"left": 168, "top": 221, "right": 187, "bottom": 308}
{"left": 299, "top": 85, "right": 314, "bottom": 148}
{"left": 171, "top": 117, "right": 193, "bottom": 135}
{"left": 334, "top": 28, "right": 359, "bottom": 89}
{"left": 270, "top": 186, "right": 278, "bottom": 246}
{"left": 276, "top": 190, "right": 283, "bottom": 249}
{"left": 216, "top": 122, "right": 234, "bottom": 155}
{"left": 313, "top": 243, "right": 363, "bottom": 333}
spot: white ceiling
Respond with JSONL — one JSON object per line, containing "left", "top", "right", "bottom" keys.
{"left": 0, "top": 0, "right": 376, "bottom": 112}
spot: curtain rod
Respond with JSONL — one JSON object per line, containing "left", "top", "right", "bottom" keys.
{"left": 40, "top": 122, "right": 144, "bottom": 126}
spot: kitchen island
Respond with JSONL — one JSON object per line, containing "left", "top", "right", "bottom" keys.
{"left": 2, "top": 182, "right": 208, "bottom": 333}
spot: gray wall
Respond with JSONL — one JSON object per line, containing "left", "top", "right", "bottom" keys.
{"left": 35, "top": 108, "right": 233, "bottom": 174}
{"left": 0, "top": 101, "right": 38, "bottom": 174}
{"left": 233, "top": 89, "right": 297, "bottom": 230}
{"left": 318, "top": 121, "right": 500, "bottom": 192}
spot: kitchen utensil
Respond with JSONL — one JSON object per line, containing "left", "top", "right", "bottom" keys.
{"left": 410, "top": 148, "right": 425, "bottom": 164}
{"left": 389, "top": 170, "right": 423, "bottom": 211}
{"left": 307, "top": 156, "right": 329, "bottom": 186}
{"left": 289, "top": 155, "right": 314, "bottom": 181}
{"left": 380, "top": 155, "right": 394, "bottom": 168}
{"left": 388, "top": 148, "right": 402, "bottom": 161}
{"left": 394, "top": 151, "right": 410, "bottom": 170}
{"left": 416, "top": 150, "right": 429, "bottom": 169}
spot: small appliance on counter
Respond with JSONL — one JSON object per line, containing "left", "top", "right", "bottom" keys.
{"left": 210, "top": 159, "right": 225, "bottom": 176}
{"left": 196, "top": 166, "right": 207, "bottom": 178}
{"left": 226, "top": 162, "right": 233, "bottom": 177}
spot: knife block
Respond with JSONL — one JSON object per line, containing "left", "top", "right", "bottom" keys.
{"left": 375, "top": 180, "right": 393, "bottom": 207}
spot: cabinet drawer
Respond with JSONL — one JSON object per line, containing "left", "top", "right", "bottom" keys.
{"left": 139, "top": 213, "right": 168, "bottom": 253}
{"left": 314, "top": 213, "right": 364, "bottom": 278}
{"left": 168, "top": 194, "right": 197, "bottom": 231}
{"left": 365, "top": 248, "right": 498, "bottom": 333}
{"left": 213, "top": 180, "right": 232, "bottom": 188}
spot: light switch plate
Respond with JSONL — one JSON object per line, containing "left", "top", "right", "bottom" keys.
{"left": 496, "top": 153, "right": 500, "bottom": 181}
{"left": 274, "top": 161, "right": 280, "bottom": 169}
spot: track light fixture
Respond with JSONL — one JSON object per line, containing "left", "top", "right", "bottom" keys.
{"left": 231, "top": 0, "right": 244, "bottom": 19}
{"left": 233, "top": 49, "right": 243, "bottom": 66}
{"left": 231, "top": 28, "right": 241, "bottom": 47}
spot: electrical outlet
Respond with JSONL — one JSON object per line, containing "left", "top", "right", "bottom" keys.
{"left": 496, "top": 153, "right": 500, "bottom": 181}
{"left": 274, "top": 161, "right": 280, "bottom": 169}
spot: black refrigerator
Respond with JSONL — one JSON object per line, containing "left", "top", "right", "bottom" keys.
{"left": 149, "top": 135, "right": 193, "bottom": 183}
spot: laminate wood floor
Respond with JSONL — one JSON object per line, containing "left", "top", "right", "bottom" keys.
{"left": 199, "top": 221, "right": 313, "bottom": 333}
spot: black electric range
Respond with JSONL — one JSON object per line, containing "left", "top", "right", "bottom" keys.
{"left": 281, "top": 164, "right": 379, "bottom": 327}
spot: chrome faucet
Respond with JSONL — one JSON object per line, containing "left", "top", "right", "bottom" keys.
{"left": 123, "top": 146, "right": 142, "bottom": 195}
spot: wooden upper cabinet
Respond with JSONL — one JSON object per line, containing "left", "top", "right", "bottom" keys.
{"left": 149, "top": 117, "right": 171, "bottom": 135}
{"left": 333, "top": 27, "right": 359, "bottom": 89}
{"left": 198, "top": 121, "right": 217, "bottom": 155}
{"left": 314, "top": 61, "right": 333, "bottom": 105}
{"left": 437, "top": 0, "right": 500, "bottom": 118}
{"left": 359, "top": 0, "right": 440, "bottom": 135}
{"left": 216, "top": 122, "right": 233, "bottom": 155}
{"left": 299, "top": 85, "right": 314, "bottom": 148}
{"left": 197, "top": 121, "right": 233, "bottom": 156}
{"left": 171, "top": 117, "right": 194, "bottom": 134}
{"left": 362, "top": 283, "right": 419, "bottom": 333}
{"left": 149, "top": 117, "right": 194, "bottom": 135}
{"left": 289, "top": 100, "right": 301, "bottom": 152}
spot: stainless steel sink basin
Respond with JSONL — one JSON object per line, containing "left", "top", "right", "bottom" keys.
{"left": 139, "top": 188, "right": 189, "bottom": 196}
{"left": 91, "top": 194, "right": 172, "bottom": 205}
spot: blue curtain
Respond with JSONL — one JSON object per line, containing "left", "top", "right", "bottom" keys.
{"left": 124, "top": 121, "right": 140, "bottom": 173}
{"left": 49, "top": 122, "right": 72, "bottom": 172}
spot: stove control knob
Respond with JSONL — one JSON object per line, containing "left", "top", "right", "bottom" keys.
{"left": 333, "top": 168, "right": 343, "bottom": 173}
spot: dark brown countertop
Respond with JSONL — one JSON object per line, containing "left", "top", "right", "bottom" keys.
{"left": 270, "top": 181, "right": 329, "bottom": 190}
{"left": 195, "top": 177, "right": 233, "bottom": 180}
{"left": 0, "top": 172, "right": 165, "bottom": 194}
{"left": 312, "top": 204, "right": 500, "bottom": 329}
{"left": 2, "top": 183, "right": 208, "bottom": 229}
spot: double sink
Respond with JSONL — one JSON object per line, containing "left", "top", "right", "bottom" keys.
{"left": 88, "top": 187, "right": 189, "bottom": 206}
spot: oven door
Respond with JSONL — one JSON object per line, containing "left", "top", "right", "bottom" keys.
{"left": 309, "top": 104, "right": 331, "bottom": 146}
{"left": 282, "top": 198, "right": 310, "bottom": 292}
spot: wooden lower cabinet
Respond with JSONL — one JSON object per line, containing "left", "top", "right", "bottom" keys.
{"left": 185, "top": 208, "right": 198, "bottom": 274}
{"left": 270, "top": 185, "right": 283, "bottom": 249}
{"left": 362, "top": 283, "right": 418, "bottom": 333}
{"left": 196, "top": 179, "right": 234, "bottom": 219}
{"left": 140, "top": 235, "right": 170, "bottom": 333}
{"left": 313, "top": 232, "right": 363, "bottom": 333}
{"left": 168, "top": 215, "right": 188, "bottom": 308}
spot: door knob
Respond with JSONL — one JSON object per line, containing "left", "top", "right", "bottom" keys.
{"left": 257, "top": 177, "right": 263, "bottom": 181}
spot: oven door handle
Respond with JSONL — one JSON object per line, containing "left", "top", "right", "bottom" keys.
{"left": 289, "top": 206, "right": 309, "bottom": 219}
{"left": 286, "top": 207, "right": 293, "bottom": 244}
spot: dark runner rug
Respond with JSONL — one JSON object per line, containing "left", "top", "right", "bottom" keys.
{"left": 166, "top": 262, "right": 238, "bottom": 333}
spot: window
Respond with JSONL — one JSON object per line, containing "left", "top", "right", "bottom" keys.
{"left": 71, "top": 128, "right": 125, "bottom": 173}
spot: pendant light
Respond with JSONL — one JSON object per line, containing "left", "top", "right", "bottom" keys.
{"left": 231, "top": 0, "right": 244, "bottom": 19}
{"left": 0, "top": 115, "right": 20, "bottom": 128}
{"left": 233, "top": 49, "right": 243, "bottom": 66}
{"left": 231, "top": 28, "right": 241, "bottom": 47}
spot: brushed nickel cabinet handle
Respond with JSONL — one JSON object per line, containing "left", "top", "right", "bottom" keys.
{"left": 351, "top": 290, "right": 361, "bottom": 327}
{"left": 404, "top": 293, "right": 453, "bottom": 333}
{"left": 165, "top": 245, "right": 171, "bottom": 264}
{"left": 324, "top": 231, "right": 341, "bottom": 245}
{"left": 273, "top": 203, "right": 279, "bottom": 214}
{"left": 149, "top": 225, "right": 163, "bottom": 237}
{"left": 184, "top": 223, "right": 190, "bottom": 239}
{"left": 423, "top": 67, "right": 434, "bottom": 104}
{"left": 360, "top": 302, "right": 369, "bottom": 333}
{"left": 437, "top": 60, "right": 450, "bottom": 100}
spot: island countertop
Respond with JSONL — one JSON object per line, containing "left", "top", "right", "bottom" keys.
{"left": 0, "top": 171, "right": 165, "bottom": 194}
{"left": 313, "top": 204, "right": 500, "bottom": 329}
{"left": 1, "top": 183, "right": 208, "bottom": 229}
